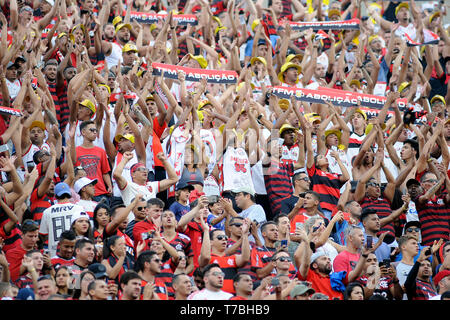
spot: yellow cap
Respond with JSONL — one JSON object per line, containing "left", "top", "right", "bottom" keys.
{"left": 122, "top": 43, "right": 138, "bottom": 53}
{"left": 188, "top": 54, "right": 208, "bottom": 69}
{"left": 429, "top": 12, "right": 441, "bottom": 24}
{"left": 112, "top": 16, "right": 123, "bottom": 26}
{"left": 250, "top": 56, "right": 267, "bottom": 67}
{"left": 430, "top": 95, "right": 446, "bottom": 106}
{"left": 395, "top": 3, "right": 409, "bottom": 16}
{"left": 115, "top": 133, "right": 135, "bottom": 144}
{"left": 251, "top": 19, "right": 260, "bottom": 32}
{"left": 278, "top": 98, "right": 290, "bottom": 111}
{"left": 146, "top": 94, "right": 154, "bottom": 101}
{"left": 150, "top": 24, "right": 158, "bottom": 32}
{"left": 328, "top": 9, "right": 341, "bottom": 18}
{"left": 71, "top": 24, "right": 85, "bottom": 34}
{"left": 58, "top": 32, "right": 75, "bottom": 43}
{"left": 350, "top": 79, "right": 361, "bottom": 89}
{"left": 80, "top": 99, "right": 96, "bottom": 114}
{"left": 279, "top": 123, "right": 296, "bottom": 135}
{"left": 325, "top": 129, "right": 341, "bottom": 140}
{"left": 286, "top": 54, "right": 303, "bottom": 64}
{"left": 98, "top": 84, "right": 111, "bottom": 94}
{"left": 398, "top": 81, "right": 411, "bottom": 93}
{"left": 215, "top": 25, "right": 226, "bottom": 35}
{"left": 368, "top": 35, "right": 380, "bottom": 44}
{"left": 198, "top": 100, "right": 212, "bottom": 110}
{"left": 278, "top": 62, "right": 302, "bottom": 83}
{"left": 355, "top": 108, "right": 367, "bottom": 121}
{"left": 115, "top": 23, "right": 132, "bottom": 33}
{"left": 30, "top": 121, "right": 46, "bottom": 131}
{"left": 304, "top": 113, "right": 321, "bottom": 123}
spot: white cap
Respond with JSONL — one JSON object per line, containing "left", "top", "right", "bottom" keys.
{"left": 45, "top": 0, "right": 55, "bottom": 6}
{"left": 231, "top": 185, "right": 255, "bottom": 196}
{"left": 311, "top": 251, "right": 327, "bottom": 263}
{"left": 70, "top": 211, "right": 90, "bottom": 225}
{"left": 74, "top": 177, "right": 97, "bottom": 194}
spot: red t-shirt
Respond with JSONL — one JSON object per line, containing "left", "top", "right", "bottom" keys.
{"left": 297, "top": 269, "right": 344, "bottom": 300}
{"left": 75, "top": 146, "right": 111, "bottom": 196}
{"left": 5, "top": 245, "right": 27, "bottom": 282}
{"left": 333, "top": 250, "right": 360, "bottom": 275}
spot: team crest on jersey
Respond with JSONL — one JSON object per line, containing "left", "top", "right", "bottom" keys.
{"left": 227, "top": 258, "right": 234, "bottom": 266}
{"left": 176, "top": 244, "right": 183, "bottom": 251}
{"left": 147, "top": 185, "right": 153, "bottom": 193}
{"left": 437, "top": 199, "right": 444, "bottom": 205}
{"left": 213, "top": 259, "right": 219, "bottom": 264}
{"left": 164, "top": 264, "right": 170, "bottom": 269}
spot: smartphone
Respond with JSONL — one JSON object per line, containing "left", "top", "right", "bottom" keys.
{"left": 271, "top": 277, "right": 279, "bottom": 286}
{"left": 278, "top": 138, "right": 284, "bottom": 146}
{"left": 424, "top": 248, "right": 432, "bottom": 256}
{"left": 383, "top": 259, "right": 390, "bottom": 268}
{"left": 366, "top": 236, "right": 373, "bottom": 249}
{"left": 280, "top": 240, "right": 288, "bottom": 247}
{"left": 26, "top": 161, "right": 35, "bottom": 173}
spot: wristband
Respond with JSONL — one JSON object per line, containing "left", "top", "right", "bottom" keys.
{"left": 309, "top": 241, "right": 316, "bottom": 252}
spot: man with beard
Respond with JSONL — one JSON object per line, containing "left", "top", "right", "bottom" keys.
{"left": 404, "top": 246, "right": 438, "bottom": 300}
{"left": 198, "top": 221, "right": 251, "bottom": 294}
{"left": 119, "top": 271, "right": 143, "bottom": 300}
{"left": 187, "top": 263, "right": 234, "bottom": 300}
{"left": 103, "top": 23, "right": 132, "bottom": 69}
{"left": 21, "top": 121, "right": 50, "bottom": 172}
{"left": 5, "top": 61, "right": 21, "bottom": 100}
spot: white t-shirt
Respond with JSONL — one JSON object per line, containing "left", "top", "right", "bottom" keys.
{"left": 240, "top": 204, "right": 267, "bottom": 244}
{"left": 120, "top": 180, "right": 160, "bottom": 219}
{"left": 187, "top": 288, "right": 233, "bottom": 300}
{"left": 222, "top": 147, "right": 255, "bottom": 193}
{"left": 39, "top": 202, "right": 86, "bottom": 257}
{"left": 75, "top": 199, "right": 98, "bottom": 217}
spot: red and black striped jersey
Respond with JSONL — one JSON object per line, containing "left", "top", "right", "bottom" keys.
{"left": 210, "top": 253, "right": 238, "bottom": 294}
{"left": 226, "top": 238, "right": 257, "bottom": 280}
{"left": 0, "top": 207, "right": 22, "bottom": 253}
{"left": 165, "top": 232, "right": 193, "bottom": 258}
{"left": 51, "top": 255, "right": 75, "bottom": 270}
{"left": 156, "top": 259, "right": 176, "bottom": 299}
{"left": 106, "top": 253, "right": 135, "bottom": 284}
{"left": 360, "top": 195, "right": 396, "bottom": 239}
{"left": 250, "top": 246, "right": 277, "bottom": 279}
{"left": 56, "top": 80, "right": 70, "bottom": 133}
{"left": 14, "top": 275, "right": 36, "bottom": 290}
{"left": 307, "top": 163, "right": 344, "bottom": 212}
{"left": 414, "top": 194, "right": 450, "bottom": 246}
{"left": 29, "top": 188, "right": 55, "bottom": 225}
{"left": 263, "top": 160, "right": 295, "bottom": 217}
{"left": 140, "top": 278, "right": 169, "bottom": 300}
{"left": 412, "top": 279, "right": 438, "bottom": 300}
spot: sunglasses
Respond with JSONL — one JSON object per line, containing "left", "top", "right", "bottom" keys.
{"left": 367, "top": 182, "right": 381, "bottom": 188}
{"left": 277, "top": 256, "right": 292, "bottom": 262}
{"left": 211, "top": 271, "right": 225, "bottom": 277}
{"left": 406, "top": 227, "right": 420, "bottom": 233}
{"left": 137, "top": 207, "right": 146, "bottom": 211}
{"left": 299, "top": 177, "right": 310, "bottom": 182}
{"left": 423, "top": 179, "right": 438, "bottom": 184}
{"left": 152, "top": 258, "right": 162, "bottom": 263}
{"left": 215, "top": 235, "right": 228, "bottom": 241}
{"left": 89, "top": 128, "right": 98, "bottom": 133}
{"left": 231, "top": 223, "right": 242, "bottom": 227}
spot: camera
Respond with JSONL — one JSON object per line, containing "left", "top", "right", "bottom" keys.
{"left": 141, "top": 231, "right": 154, "bottom": 240}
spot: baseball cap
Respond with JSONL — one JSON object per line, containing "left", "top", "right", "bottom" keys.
{"left": 395, "top": 2, "right": 410, "bottom": 16}
{"left": 130, "top": 163, "right": 146, "bottom": 175}
{"left": 310, "top": 251, "right": 327, "bottom": 263}
{"left": 250, "top": 56, "right": 267, "bottom": 67}
{"left": 16, "top": 288, "right": 35, "bottom": 300}
{"left": 70, "top": 211, "right": 90, "bottom": 225}
{"left": 114, "top": 133, "right": 135, "bottom": 144}
{"left": 88, "top": 263, "right": 108, "bottom": 279}
{"left": 79, "top": 99, "right": 96, "bottom": 114}
{"left": 29, "top": 120, "right": 46, "bottom": 131}
{"left": 279, "top": 123, "right": 296, "bottom": 136}
{"left": 433, "top": 270, "right": 450, "bottom": 286}
{"left": 231, "top": 185, "right": 255, "bottom": 196}
{"left": 7, "top": 61, "right": 19, "bottom": 69}
{"left": 122, "top": 43, "right": 138, "bottom": 53}
{"left": 406, "top": 178, "right": 420, "bottom": 188}
{"left": 290, "top": 284, "right": 315, "bottom": 299}
{"left": 54, "top": 182, "right": 72, "bottom": 197}
{"left": 404, "top": 220, "right": 421, "bottom": 231}
{"left": 188, "top": 54, "right": 208, "bottom": 69}
{"left": 175, "top": 179, "right": 195, "bottom": 191}
{"left": 74, "top": 177, "right": 98, "bottom": 194}
{"left": 115, "top": 23, "right": 132, "bottom": 33}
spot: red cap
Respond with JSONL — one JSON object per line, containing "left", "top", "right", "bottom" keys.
{"left": 130, "top": 163, "right": 146, "bottom": 175}
{"left": 434, "top": 270, "right": 450, "bottom": 286}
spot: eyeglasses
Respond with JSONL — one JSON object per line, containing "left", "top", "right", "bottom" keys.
{"left": 22, "top": 220, "right": 39, "bottom": 227}
{"left": 211, "top": 271, "right": 225, "bottom": 277}
{"left": 423, "top": 179, "right": 438, "bottom": 184}
{"left": 277, "top": 256, "right": 292, "bottom": 262}
{"left": 406, "top": 227, "right": 420, "bottom": 233}
{"left": 215, "top": 235, "right": 228, "bottom": 241}
{"left": 367, "top": 182, "right": 380, "bottom": 188}
{"left": 299, "top": 177, "right": 310, "bottom": 182}
{"left": 89, "top": 128, "right": 98, "bottom": 133}
{"left": 135, "top": 167, "right": 148, "bottom": 172}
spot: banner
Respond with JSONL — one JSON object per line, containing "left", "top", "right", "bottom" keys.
{"left": 130, "top": 11, "right": 198, "bottom": 26}
{"left": 0, "top": 106, "right": 23, "bottom": 117}
{"left": 405, "top": 29, "right": 440, "bottom": 47}
{"left": 287, "top": 18, "right": 360, "bottom": 31}
{"left": 152, "top": 62, "right": 239, "bottom": 84}
{"left": 270, "top": 86, "right": 408, "bottom": 111}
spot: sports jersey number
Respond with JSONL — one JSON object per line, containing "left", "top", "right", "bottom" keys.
{"left": 234, "top": 163, "right": 247, "bottom": 173}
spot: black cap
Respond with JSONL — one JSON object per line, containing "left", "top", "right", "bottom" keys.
{"left": 88, "top": 263, "right": 108, "bottom": 279}
{"left": 175, "top": 179, "right": 195, "bottom": 191}
{"left": 404, "top": 220, "right": 421, "bottom": 231}
{"left": 406, "top": 178, "right": 420, "bottom": 188}
{"left": 257, "top": 39, "right": 267, "bottom": 46}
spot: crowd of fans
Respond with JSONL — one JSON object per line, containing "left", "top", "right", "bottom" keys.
{"left": 0, "top": 0, "right": 449, "bottom": 301}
